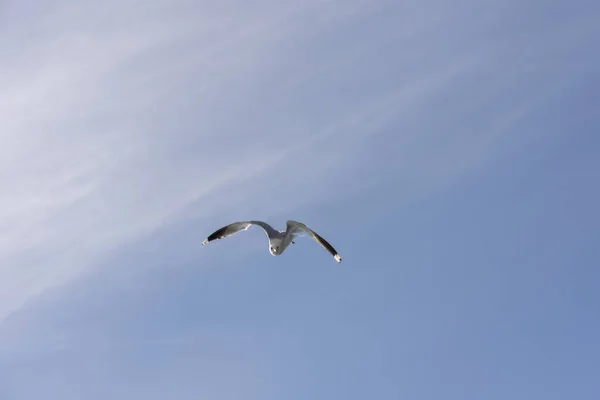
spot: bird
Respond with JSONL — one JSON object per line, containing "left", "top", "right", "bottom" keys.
{"left": 202, "top": 220, "right": 342, "bottom": 263}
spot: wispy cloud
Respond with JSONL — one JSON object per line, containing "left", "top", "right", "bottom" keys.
{"left": 3, "top": 0, "right": 443, "bottom": 322}
{"left": 0, "top": 0, "right": 369, "bottom": 321}
{"left": 2, "top": 1, "right": 599, "bottom": 398}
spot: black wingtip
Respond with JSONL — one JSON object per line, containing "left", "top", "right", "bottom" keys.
{"left": 205, "top": 226, "right": 230, "bottom": 243}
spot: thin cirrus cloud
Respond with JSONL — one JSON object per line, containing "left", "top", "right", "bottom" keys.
{"left": 0, "top": 0, "right": 382, "bottom": 322}
{"left": 0, "top": 1, "right": 594, "bottom": 319}
{"left": 0, "top": 0, "right": 494, "bottom": 322}
{"left": 1, "top": 0, "right": 599, "bottom": 398}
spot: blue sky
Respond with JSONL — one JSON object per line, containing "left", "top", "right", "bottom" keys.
{"left": 1, "top": 0, "right": 599, "bottom": 398}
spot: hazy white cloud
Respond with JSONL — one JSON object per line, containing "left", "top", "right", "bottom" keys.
{"left": 3, "top": 0, "right": 455, "bottom": 323}
{"left": 1, "top": 1, "right": 599, "bottom": 399}
{"left": 1, "top": 0, "right": 587, "bottom": 323}
{"left": 1, "top": 0, "right": 594, "bottom": 319}
{"left": 1, "top": 0, "right": 376, "bottom": 321}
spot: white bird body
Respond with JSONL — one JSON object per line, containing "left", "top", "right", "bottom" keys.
{"left": 202, "top": 220, "right": 342, "bottom": 263}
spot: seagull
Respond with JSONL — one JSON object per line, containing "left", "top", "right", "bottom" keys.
{"left": 202, "top": 220, "right": 342, "bottom": 263}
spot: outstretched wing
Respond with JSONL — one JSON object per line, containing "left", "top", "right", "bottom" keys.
{"left": 202, "top": 220, "right": 277, "bottom": 245}
{"left": 286, "top": 220, "right": 342, "bottom": 263}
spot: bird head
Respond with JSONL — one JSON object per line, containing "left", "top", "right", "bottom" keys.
{"left": 269, "top": 245, "right": 280, "bottom": 256}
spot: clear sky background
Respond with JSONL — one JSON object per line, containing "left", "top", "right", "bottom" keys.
{"left": 1, "top": 0, "right": 599, "bottom": 399}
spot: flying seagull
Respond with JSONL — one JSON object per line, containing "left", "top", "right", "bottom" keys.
{"left": 202, "top": 220, "right": 342, "bottom": 263}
